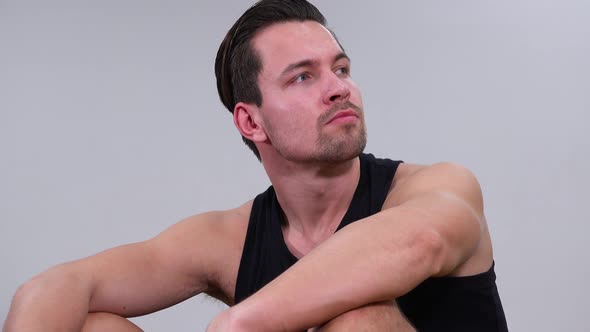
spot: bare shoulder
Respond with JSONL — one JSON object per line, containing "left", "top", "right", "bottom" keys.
{"left": 389, "top": 162, "right": 493, "bottom": 276}
{"left": 389, "top": 162, "right": 482, "bottom": 208}
{"left": 150, "top": 201, "right": 252, "bottom": 304}
{"left": 155, "top": 201, "right": 252, "bottom": 244}
{"left": 153, "top": 200, "right": 252, "bottom": 271}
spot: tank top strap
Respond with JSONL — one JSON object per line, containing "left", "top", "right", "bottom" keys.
{"left": 338, "top": 153, "right": 403, "bottom": 230}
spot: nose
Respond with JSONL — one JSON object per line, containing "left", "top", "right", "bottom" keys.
{"left": 322, "top": 73, "right": 350, "bottom": 105}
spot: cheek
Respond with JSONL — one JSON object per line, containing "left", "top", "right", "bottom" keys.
{"left": 260, "top": 87, "right": 322, "bottom": 138}
{"left": 275, "top": 112, "right": 317, "bottom": 144}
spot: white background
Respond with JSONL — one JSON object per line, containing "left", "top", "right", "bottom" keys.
{"left": 1, "top": 0, "right": 588, "bottom": 330}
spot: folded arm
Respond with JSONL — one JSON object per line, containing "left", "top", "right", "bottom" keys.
{"left": 3, "top": 210, "right": 235, "bottom": 332}
{"left": 228, "top": 162, "right": 487, "bottom": 331}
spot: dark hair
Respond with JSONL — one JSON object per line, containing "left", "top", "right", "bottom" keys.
{"left": 215, "top": 0, "right": 327, "bottom": 161}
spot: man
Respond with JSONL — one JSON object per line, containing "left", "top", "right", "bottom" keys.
{"left": 4, "top": 0, "right": 508, "bottom": 331}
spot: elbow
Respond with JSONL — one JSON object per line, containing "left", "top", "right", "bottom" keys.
{"left": 411, "top": 228, "right": 446, "bottom": 278}
{"left": 17, "top": 265, "right": 70, "bottom": 294}
{"left": 4, "top": 278, "right": 42, "bottom": 329}
{"left": 4, "top": 265, "right": 93, "bottom": 331}
{"left": 9, "top": 270, "right": 55, "bottom": 308}
{"left": 416, "top": 227, "right": 479, "bottom": 278}
{"left": 9, "top": 265, "right": 91, "bottom": 310}
{"left": 10, "top": 274, "right": 47, "bottom": 309}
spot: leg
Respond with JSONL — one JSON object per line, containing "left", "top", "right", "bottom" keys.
{"left": 311, "top": 300, "right": 415, "bottom": 332}
{"left": 81, "top": 312, "right": 143, "bottom": 332}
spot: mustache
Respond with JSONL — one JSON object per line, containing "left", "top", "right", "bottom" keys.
{"left": 319, "top": 101, "right": 363, "bottom": 124}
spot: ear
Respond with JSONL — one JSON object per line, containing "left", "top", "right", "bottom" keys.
{"left": 233, "top": 102, "right": 268, "bottom": 143}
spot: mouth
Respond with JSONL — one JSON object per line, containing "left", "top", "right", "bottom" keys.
{"left": 326, "top": 109, "right": 359, "bottom": 125}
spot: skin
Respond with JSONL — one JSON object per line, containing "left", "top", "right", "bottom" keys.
{"left": 311, "top": 301, "right": 416, "bottom": 332}
{"left": 213, "top": 21, "right": 493, "bottom": 331}
{"left": 3, "top": 21, "right": 494, "bottom": 332}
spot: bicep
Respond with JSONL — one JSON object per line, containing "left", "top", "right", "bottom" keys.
{"left": 81, "top": 213, "right": 224, "bottom": 316}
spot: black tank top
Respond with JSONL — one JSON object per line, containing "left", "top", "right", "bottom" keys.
{"left": 234, "top": 153, "right": 508, "bottom": 331}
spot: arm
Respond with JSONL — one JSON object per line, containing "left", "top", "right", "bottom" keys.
{"left": 3, "top": 210, "right": 234, "bottom": 331}
{"left": 228, "top": 163, "right": 487, "bottom": 331}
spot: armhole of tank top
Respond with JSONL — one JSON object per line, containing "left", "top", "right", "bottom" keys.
{"left": 233, "top": 192, "right": 264, "bottom": 303}
{"left": 377, "top": 158, "right": 403, "bottom": 210}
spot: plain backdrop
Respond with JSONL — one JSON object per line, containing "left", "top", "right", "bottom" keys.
{"left": 1, "top": 0, "right": 589, "bottom": 330}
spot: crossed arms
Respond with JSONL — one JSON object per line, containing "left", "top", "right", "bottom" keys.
{"left": 210, "top": 162, "right": 487, "bottom": 331}
{"left": 4, "top": 162, "right": 487, "bottom": 331}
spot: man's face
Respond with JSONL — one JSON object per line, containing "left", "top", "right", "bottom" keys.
{"left": 252, "top": 21, "right": 366, "bottom": 164}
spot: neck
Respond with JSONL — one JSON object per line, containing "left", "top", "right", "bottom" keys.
{"left": 261, "top": 153, "right": 361, "bottom": 238}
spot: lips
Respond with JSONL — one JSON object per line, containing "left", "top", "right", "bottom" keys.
{"left": 326, "top": 109, "right": 359, "bottom": 124}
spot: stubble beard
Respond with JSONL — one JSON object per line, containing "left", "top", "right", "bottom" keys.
{"left": 307, "top": 100, "right": 367, "bottom": 163}
{"left": 313, "top": 120, "right": 367, "bottom": 163}
{"left": 265, "top": 101, "right": 367, "bottom": 164}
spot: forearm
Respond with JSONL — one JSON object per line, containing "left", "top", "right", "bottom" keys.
{"left": 232, "top": 207, "right": 442, "bottom": 331}
{"left": 4, "top": 266, "right": 93, "bottom": 332}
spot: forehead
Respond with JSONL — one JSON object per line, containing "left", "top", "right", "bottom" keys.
{"left": 252, "top": 21, "right": 344, "bottom": 76}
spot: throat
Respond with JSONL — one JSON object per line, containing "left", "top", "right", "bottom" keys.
{"left": 282, "top": 218, "right": 342, "bottom": 259}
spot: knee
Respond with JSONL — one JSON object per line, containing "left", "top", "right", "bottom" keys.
{"left": 313, "top": 301, "right": 415, "bottom": 332}
{"left": 82, "top": 312, "right": 143, "bottom": 332}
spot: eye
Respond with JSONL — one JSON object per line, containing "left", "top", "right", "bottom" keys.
{"left": 335, "top": 66, "right": 350, "bottom": 76}
{"left": 293, "top": 73, "right": 310, "bottom": 83}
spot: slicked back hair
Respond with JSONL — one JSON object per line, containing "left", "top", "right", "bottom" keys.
{"left": 215, "top": 0, "right": 327, "bottom": 161}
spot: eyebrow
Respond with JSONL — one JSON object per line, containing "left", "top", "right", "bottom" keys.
{"left": 279, "top": 52, "right": 350, "bottom": 77}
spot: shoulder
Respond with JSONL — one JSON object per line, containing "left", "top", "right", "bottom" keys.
{"left": 142, "top": 200, "right": 255, "bottom": 304}
{"left": 393, "top": 161, "right": 478, "bottom": 185}
{"left": 388, "top": 162, "right": 483, "bottom": 210}
{"left": 156, "top": 200, "right": 252, "bottom": 232}
{"left": 149, "top": 201, "right": 253, "bottom": 284}
{"left": 387, "top": 162, "right": 492, "bottom": 276}
{"left": 154, "top": 200, "right": 253, "bottom": 250}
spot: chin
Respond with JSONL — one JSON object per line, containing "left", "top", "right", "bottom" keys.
{"left": 313, "top": 135, "right": 367, "bottom": 163}
{"left": 274, "top": 126, "right": 367, "bottom": 164}
{"left": 312, "top": 126, "right": 367, "bottom": 162}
